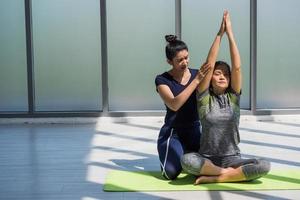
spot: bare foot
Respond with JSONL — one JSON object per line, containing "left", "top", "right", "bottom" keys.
{"left": 220, "top": 167, "right": 235, "bottom": 174}
{"left": 194, "top": 175, "right": 218, "bottom": 185}
{"left": 195, "top": 167, "right": 246, "bottom": 184}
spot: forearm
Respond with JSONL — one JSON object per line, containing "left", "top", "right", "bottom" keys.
{"left": 169, "top": 78, "right": 200, "bottom": 111}
{"left": 227, "top": 30, "right": 242, "bottom": 92}
{"left": 206, "top": 34, "right": 223, "bottom": 66}
{"left": 228, "top": 32, "right": 241, "bottom": 70}
{"left": 197, "top": 34, "right": 222, "bottom": 93}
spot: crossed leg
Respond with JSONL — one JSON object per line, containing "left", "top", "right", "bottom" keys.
{"left": 181, "top": 152, "right": 270, "bottom": 184}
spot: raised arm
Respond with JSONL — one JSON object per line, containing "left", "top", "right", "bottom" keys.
{"left": 225, "top": 12, "right": 242, "bottom": 94}
{"left": 157, "top": 63, "right": 211, "bottom": 111}
{"left": 197, "top": 12, "right": 226, "bottom": 93}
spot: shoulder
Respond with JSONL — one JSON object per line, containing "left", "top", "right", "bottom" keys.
{"left": 226, "top": 88, "right": 241, "bottom": 105}
{"left": 196, "top": 88, "right": 211, "bottom": 105}
{"left": 196, "top": 89, "right": 211, "bottom": 119}
{"left": 189, "top": 68, "right": 198, "bottom": 77}
{"left": 155, "top": 72, "right": 171, "bottom": 86}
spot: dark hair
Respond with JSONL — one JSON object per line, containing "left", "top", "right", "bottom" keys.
{"left": 165, "top": 35, "right": 188, "bottom": 61}
{"left": 214, "top": 61, "right": 231, "bottom": 74}
{"left": 210, "top": 61, "right": 232, "bottom": 90}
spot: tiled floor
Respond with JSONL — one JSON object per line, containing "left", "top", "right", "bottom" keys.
{"left": 0, "top": 116, "right": 299, "bottom": 200}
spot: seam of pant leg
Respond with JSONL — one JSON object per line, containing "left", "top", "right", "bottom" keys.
{"left": 160, "top": 128, "right": 173, "bottom": 179}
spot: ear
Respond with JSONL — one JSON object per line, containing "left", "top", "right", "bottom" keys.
{"left": 167, "top": 59, "right": 173, "bottom": 66}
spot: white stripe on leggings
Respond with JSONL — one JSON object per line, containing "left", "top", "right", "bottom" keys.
{"left": 160, "top": 128, "right": 173, "bottom": 179}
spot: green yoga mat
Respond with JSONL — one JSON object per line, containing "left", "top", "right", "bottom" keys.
{"left": 104, "top": 169, "right": 300, "bottom": 192}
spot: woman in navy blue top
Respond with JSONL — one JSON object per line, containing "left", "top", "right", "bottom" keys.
{"left": 155, "top": 35, "right": 211, "bottom": 179}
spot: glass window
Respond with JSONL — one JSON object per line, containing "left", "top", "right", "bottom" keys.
{"left": 182, "top": 0, "right": 250, "bottom": 109}
{"left": 0, "top": 0, "right": 28, "bottom": 111}
{"left": 257, "top": 0, "right": 300, "bottom": 109}
{"left": 32, "top": 0, "right": 102, "bottom": 111}
{"left": 107, "top": 0, "right": 175, "bottom": 111}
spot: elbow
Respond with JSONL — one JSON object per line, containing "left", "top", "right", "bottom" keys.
{"left": 233, "top": 65, "right": 241, "bottom": 72}
{"left": 168, "top": 105, "right": 180, "bottom": 112}
{"left": 167, "top": 101, "right": 180, "bottom": 112}
{"left": 166, "top": 98, "right": 183, "bottom": 112}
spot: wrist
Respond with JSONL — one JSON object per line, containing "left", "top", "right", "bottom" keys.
{"left": 193, "top": 77, "right": 201, "bottom": 85}
{"left": 226, "top": 30, "right": 234, "bottom": 37}
{"left": 217, "top": 31, "right": 224, "bottom": 37}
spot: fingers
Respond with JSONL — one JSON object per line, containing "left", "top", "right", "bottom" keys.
{"left": 222, "top": 10, "right": 227, "bottom": 25}
{"left": 200, "top": 62, "right": 211, "bottom": 73}
{"left": 198, "top": 63, "right": 211, "bottom": 79}
{"left": 200, "top": 62, "right": 209, "bottom": 69}
{"left": 198, "top": 69, "right": 210, "bottom": 79}
{"left": 201, "top": 65, "right": 211, "bottom": 75}
{"left": 223, "top": 10, "right": 227, "bottom": 21}
{"left": 218, "top": 12, "right": 226, "bottom": 36}
{"left": 224, "top": 10, "right": 228, "bottom": 16}
{"left": 223, "top": 10, "right": 230, "bottom": 23}
{"left": 223, "top": 10, "right": 232, "bottom": 34}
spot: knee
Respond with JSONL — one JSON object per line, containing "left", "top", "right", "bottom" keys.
{"left": 180, "top": 152, "right": 204, "bottom": 176}
{"left": 243, "top": 158, "right": 271, "bottom": 181}
{"left": 255, "top": 158, "right": 271, "bottom": 175}
{"left": 162, "top": 164, "right": 181, "bottom": 180}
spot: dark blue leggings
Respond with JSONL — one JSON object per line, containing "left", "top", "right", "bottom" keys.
{"left": 157, "top": 122, "right": 201, "bottom": 180}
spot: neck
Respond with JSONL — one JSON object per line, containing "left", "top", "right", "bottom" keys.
{"left": 169, "top": 68, "right": 188, "bottom": 79}
{"left": 212, "top": 87, "right": 226, "bottom": 95}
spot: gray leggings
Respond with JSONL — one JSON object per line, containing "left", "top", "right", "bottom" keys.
{"left": 181, "top": 152, "right": 271, "bottom": 181}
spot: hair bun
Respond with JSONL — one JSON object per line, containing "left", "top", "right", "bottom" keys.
{"left": 165, "top": 35, "right": 177, "bottom": 43}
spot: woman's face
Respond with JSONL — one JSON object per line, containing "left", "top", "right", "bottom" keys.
{"left": 168, "top": 49, "right": 189, "bottom": 72}
{"left": 211, "top": 65, "right": 230, "bottom": 93}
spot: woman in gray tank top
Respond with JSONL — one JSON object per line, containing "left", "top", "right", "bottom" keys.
{"left": 181, "top": 11, "right": 270, "bottom": 184}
